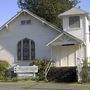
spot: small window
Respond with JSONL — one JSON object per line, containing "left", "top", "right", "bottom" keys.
{"left": 26, "top": 20, "right": 31, "bottom": 24}
{"left": 21, "top": 20, "right": 31, "bottom": 25}
{"left": 21, "top": 20, "right": 25, "bottom": 25}
{"left": 69, "top": 16, "right": 80, "bottom": 28}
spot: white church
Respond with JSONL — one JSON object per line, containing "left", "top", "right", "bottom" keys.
{"left": 0, "top": 7, "right": 90, "bottom": 78}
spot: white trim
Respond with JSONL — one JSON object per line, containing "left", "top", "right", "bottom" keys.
{"left": 29, "top": 39, "right": 31, "bottom": 60}
{"left": 21, "top": 40, "right": 23, "bottom": 60}
{"left": 46, "top": 31, "right": 85, "bottom": 46}
{"left": 46, "top": 33, "right": 63, "bottom": 46}
{"left": 63, "top": 32, "right": 84, "bottom": 43}
{"left": 0, "top": 9, "right": 61, "bottom": 33}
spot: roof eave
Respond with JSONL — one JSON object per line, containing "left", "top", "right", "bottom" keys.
{"left": 0, "top": 9, "right": 61, "bottom": 33}
{"left": 46, "top": 31, "right": 85, "bottom": 46}
{"left": 58, "top": 13, "right": 89, "bottom": 18}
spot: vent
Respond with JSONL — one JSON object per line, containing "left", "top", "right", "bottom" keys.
{"left": 62, "top": 44, "right": 75, "bottom": 46}
{"left": 21, "top": 20, "right": 31, "bottom": 25}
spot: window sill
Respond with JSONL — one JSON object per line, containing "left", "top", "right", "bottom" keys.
{"left": 68, "top": 27, "right": 81, "bottom": 31}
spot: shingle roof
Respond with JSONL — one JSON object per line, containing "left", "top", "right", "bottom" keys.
{"left": 58, "top": 7, "right": 89, "bottom": 17}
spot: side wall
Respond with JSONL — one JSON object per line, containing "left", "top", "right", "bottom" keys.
{"left": 0, "top": 13, "right": 60, "bottom": 66}
{"left": 62, "top": 15, "right": 86, "bottom": 41}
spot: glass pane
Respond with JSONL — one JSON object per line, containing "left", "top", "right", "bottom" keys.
{"left": 26, "top": 20, "right": 31, "bottom": 24}
{"left": 69, "top": 16, "right": 80, "bottom": 28}
{"left": 21, "top": 20, "right": 25, "bottom": 25}
{"left": 31, "top": 40, "right": 35, "bottom": 60}
{"left": 17, "top": 41, "right": 21, "bottom": 60}
{"left": 23, "top": 39, "right": 30, "bottom": 60}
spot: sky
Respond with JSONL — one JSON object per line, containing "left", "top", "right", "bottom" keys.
{"left": 0, "top": 0, "right": 90, "bottom": 26}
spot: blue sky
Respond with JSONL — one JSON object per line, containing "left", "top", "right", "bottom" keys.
{"left": 0, "top": 0, "right": 90, "bottom": 26}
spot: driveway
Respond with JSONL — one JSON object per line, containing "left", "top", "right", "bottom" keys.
{"left": 0, "top": 81, "right": 89, "bottom": 90}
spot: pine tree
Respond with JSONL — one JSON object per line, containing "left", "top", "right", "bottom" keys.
{"left": 17, "top": 0, "right": 80, "bottom": 27}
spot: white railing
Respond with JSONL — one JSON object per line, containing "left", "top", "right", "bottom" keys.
{"left": 44, "top": 61, "right": 54, "bottom": 81}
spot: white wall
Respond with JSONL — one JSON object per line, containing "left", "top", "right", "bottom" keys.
{"left": 62, "top": 15, "right": 86, "bottom": 41}
{"left": 0, "top": 12, "right": 60, "bottom": 66}
{"left": 52, "top": 45, "right": 85, "bottom": 67}
{"left": 62, "top": 14, "right": 90, "bottom": 63}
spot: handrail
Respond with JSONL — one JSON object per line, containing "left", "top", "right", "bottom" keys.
{"left": 44, "top": 61, "right": 54, "bottom": 81}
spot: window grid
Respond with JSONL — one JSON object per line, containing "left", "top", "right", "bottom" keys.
{"left": 17, "top": 38, "right": 35, "bottom": 61}
{"left": 21, "top": 20, "right": 31, "bottom": 25}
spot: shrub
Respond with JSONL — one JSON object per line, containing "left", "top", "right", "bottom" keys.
{"left": 0, "top": 60, "right": 10, "bottom": 79}
{"left": 81, "top": 58, "right": 88, "bottom": 83}
{"left": 47, "top": 67, "right": 77, "bottom": 82}
{"left": 30, "top": 59, "right": 50, "bottom": 81}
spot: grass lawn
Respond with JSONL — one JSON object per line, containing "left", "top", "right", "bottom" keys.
{"left": 0, "top": 80, "right": 90, "bottom": 90}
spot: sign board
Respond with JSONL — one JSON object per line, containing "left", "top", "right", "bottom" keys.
{"left": 18, "top": 73, "right": 34, "bottom": 77}
{"left": 14, "top": 65, "right": 38, "bottom": 73}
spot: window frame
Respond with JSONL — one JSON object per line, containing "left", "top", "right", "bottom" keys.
{"left": 17, "top": 38, "right": 35, "bottom": 61}
{"left": 21, "top": 20, "right": 31, "bottom": 25}
{"left": 26, "top": 20, "right": 31, "bottom": 25}
{"left": 69, "top": 16, "right": 80, "bottom": 29}
{"left": 21, "top": 20, "right": 25, "bottom": 25}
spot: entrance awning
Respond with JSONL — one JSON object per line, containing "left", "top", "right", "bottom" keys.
{"left": 46, "top": 32, "right": 85, "bottom": 46}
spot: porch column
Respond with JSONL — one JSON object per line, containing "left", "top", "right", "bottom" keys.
{"left": 77, "top": 44, "right": 83, "bottom": 83}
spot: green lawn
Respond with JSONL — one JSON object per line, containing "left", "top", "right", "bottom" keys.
{"left": 0, "top": 80, "right": 90, "bottom": 90}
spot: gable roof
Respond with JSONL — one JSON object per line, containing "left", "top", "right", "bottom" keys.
{"left": 0, "top": 9, "right": 61, "bottom": 32}
{"left": 46, "top": 31, "right": 85, "bottom": 46}
{"left": 58, "top": 7, "right": 89, "bottom": 17}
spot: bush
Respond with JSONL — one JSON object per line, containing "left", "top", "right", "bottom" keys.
{"left": 81, "top": 58, "right": 88, "bottom": 83}
{"left": 0, "top": 60, "right": 10, "bottom": 79}
{"left": 47, "top": 67, "right": 77, "bottom": 82}
{"left": 30, "top": 59, "right": 50, "bottom": 81}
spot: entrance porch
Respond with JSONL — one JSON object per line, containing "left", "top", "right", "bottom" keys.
{"left": 47, "top": 32, "right": 85, "bottom": 67}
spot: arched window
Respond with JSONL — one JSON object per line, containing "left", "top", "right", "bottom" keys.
{"left": 17, "top": 38, "right": 35, "bottom": 60}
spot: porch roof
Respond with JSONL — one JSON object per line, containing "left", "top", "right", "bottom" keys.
{"left": 46, "top": 31, "right": 85, "bottom": 46}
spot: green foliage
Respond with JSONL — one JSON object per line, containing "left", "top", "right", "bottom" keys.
{"left": 30, "top": 59, "right": 50, "bottom": 81}
{"left": 47, "top": 67, "right": 77, "bottom": 82}
{"left": 0, "top": 60, "right": 10, "bottom": 79}
{"left": 17, "top": 0, "right": 80, "bottom": 27}
{"left": 81, "top": 58, "right": 88, "bottom": 83}
{"left": 0, "top": 77, "right": 18, "bottom": 82}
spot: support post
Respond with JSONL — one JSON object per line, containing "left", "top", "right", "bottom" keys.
{"left": 77, "top": 44, "right": 83, "bottom": 83}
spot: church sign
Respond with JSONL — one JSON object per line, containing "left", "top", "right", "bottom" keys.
{"left": 14, "top": 65, "right": 38, "bottom": 78}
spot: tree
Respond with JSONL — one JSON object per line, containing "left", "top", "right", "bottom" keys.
{"left": 17, "top": 0, "right": 80, "bottom": 27}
